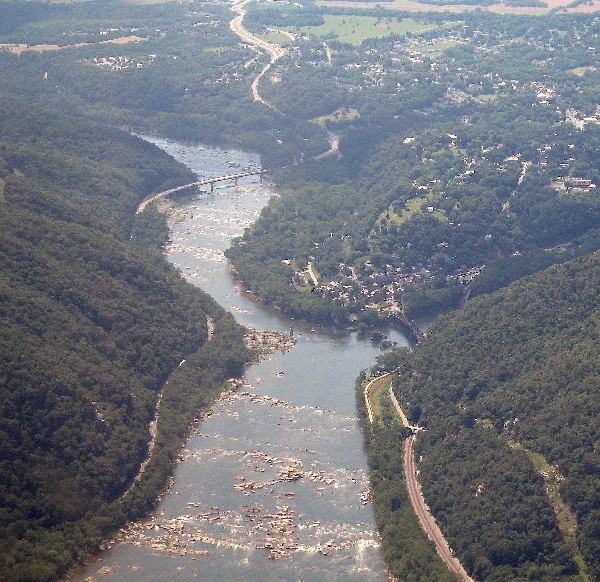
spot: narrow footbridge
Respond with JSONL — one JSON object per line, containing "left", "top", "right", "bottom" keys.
{"left": 136, "top": 169, "right": 266, "bottom": 214}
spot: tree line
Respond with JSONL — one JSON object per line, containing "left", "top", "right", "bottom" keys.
{"left": 386, "top": 252, "right": 600, "bottom": 580}
{"left": 0, "top": 97, "right": 249, "bottom": 582}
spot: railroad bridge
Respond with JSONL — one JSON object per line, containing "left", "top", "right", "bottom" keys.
{"left": 136, "top": 169, "right": 266, "bottom": 214}
{"left": 390, "top": 312, "right": 425, "bottom": 344}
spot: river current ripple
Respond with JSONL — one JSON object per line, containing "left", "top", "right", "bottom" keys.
{"left": 71, "top": 137, "right": 408, "bottom": 582}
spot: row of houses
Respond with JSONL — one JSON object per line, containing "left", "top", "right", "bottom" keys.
{"left": 315, "top": 262, "right": 439, "bottom": 312}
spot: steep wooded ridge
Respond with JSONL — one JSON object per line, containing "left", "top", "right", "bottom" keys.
{"left": 387, "top": 252, "right": 600, "bottom": 581}
{"left": 2, "top": 1, "right": 600, "bottom": 580}
{"left": 0, "top": 99, "right": 249, "bottom": 582}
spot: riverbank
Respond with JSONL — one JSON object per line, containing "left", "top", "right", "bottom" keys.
{"left": 69, "top": 138, "right": 397, "bottom": 582}
{"left": 362, "top": 371, "right": 473, "bottom": 580}
{"left": 356, "top": 373, "right": 464, "bottom": 582}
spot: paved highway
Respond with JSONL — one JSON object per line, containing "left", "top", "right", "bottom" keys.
{"left": 230, "top": 0, "right": 285, "bottom": 110}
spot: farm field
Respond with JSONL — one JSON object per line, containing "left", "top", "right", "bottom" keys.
{"left": 322, "top": 0, "right": 600, "bottom": 14}
{"left": 292, "top": 15, "right": 441, "bottom": 45}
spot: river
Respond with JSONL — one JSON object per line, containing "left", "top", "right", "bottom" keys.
{"left": 71, "top": 137, "right": 412, "bottom": 582}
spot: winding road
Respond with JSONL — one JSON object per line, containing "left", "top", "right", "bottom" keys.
{"left": 313, "top": 130, "right": 340, "bottom": 160}
{"left": 230, "top": 0, "right": 285, "bottom": 110}
{"left": 229, "top": 1, "right": 341, "bottom": 158}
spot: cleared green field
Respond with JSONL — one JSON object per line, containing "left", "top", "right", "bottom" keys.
{"left": 411, "top": 39, "right": 460, "bottom": 55}
{"left": 568, "top": 66, "right": 597, "bottom": 76}
{"left": 314, "top": 107, "right": 360, "bottom": 127}
{"left": 367, "top": 375, "right": 392, "bottom": 424}
{"left": 294, "top": 15, "right": 439, "bottom": 45}
{"left": 260, "top": 32, "right": 296, "bottom": 45}
{"left": 376, "top": 196, "right": 447, "bottom": 229}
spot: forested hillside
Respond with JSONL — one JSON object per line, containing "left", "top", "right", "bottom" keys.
{"left": 0, "top": 0, "right": 328, "bottom": 167}
{"left": 383, "top": 251, "right": 600, "bottom": 581}
{"left": 2, "top": 1, "right": 600, "bottom": 580}
{"left": 226, "top": 10, "right": 600, "bottom": 325}
{"left": 1, "top": 0, "right": 599, "bottom": 327}
{"left": 0, "top": 98, "right": 249, "bottom": 581}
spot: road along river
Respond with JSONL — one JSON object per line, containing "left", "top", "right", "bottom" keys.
{"left": 71, "top": 137, "right": 413, "bottom": 582}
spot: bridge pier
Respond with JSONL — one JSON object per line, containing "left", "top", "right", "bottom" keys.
{"left": 142, "top": 170, "right": 265, "bottom": 206}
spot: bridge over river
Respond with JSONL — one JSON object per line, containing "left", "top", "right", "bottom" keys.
{"left": 136, "top": 169, "right": 266, "bottom": 214}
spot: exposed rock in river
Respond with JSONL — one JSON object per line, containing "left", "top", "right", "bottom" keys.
{"left": 244, "top": 326, "right": 296, "bottom": 361}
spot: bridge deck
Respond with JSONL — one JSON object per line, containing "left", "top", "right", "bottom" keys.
{"left": 136, "top": 169, "right": 266, "bottom": 214}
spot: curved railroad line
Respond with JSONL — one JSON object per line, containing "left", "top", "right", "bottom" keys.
{"left": 121, "top": 317, "right": 215, "bottom": 501}
{"left": 387, "top": 384, "right": 474, "bottom": 582}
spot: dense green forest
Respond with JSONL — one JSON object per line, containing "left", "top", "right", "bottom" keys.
{"left": 1, "top": 0, "right": 600, "bottom": 580}
{"left": 2, "top": 1, "right": 599, "bottom": 330}
{"left": 373, "top": 252, "right": 600, "bottom": 581}
{"left": 0, "top": 0, "right": 328, "bottom": 167}
{"left": 0, "top": 97, "right": 249, "bottom": 581}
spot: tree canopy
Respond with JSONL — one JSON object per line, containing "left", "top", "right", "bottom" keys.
{"left": 386, "top": 251, "right": 600, "bottom": 580}
{"left": 0, "top": 97, "right": 249, "bottom": 582}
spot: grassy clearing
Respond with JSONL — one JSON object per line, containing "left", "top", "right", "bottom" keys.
{"left": 260, "top": 32, "right": 296, "bottom": 45}
{"left": 298, "top": 272, "right": 312, "bottom": 289}
{"left": 377, "top": 196, "right": 446, "bottom": 228}
{"left": 294, "top": 261, "right": 320, "bottom": 291}
{"left": 294, "top": 16, "right": 438, "bottom": 45}
{"left": 574, "top": 556, "right": 594, "bottom": 582}
{"left": 527, "top": 451, "right": 579, "bottom": 537}
{"left": 411, "top": 39, "right": 460, "bottom": 56}
{"left": 567, "top": 66, "right": 596, "bottom": 77}
{"left": 367, "top": 375, "right": 392, "bottom": 424}
{"left": 528, "top": 452, "right": 591, "bottom": 581}
{"left": 313, "top": 107, "right": 360, "bottom": 127}
{"left": 567, "top": 66, "right": 596, "bottom": 76}
{"left": 509, "top": 442, "right": 591, "bottom": 581}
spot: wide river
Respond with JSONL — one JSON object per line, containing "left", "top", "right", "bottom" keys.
{"left": 72, "top": 138, "right": 412, "bottom": 582}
